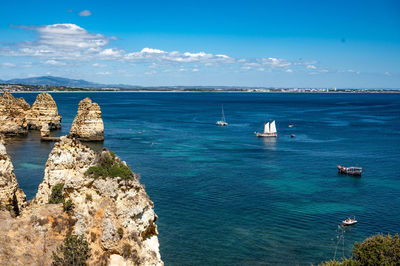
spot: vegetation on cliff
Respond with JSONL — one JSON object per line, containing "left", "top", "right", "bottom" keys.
{"left": 52, "top": 234, "right": 90, "bottom": 266}
{"left": 85, "top": 150, "right": 133, "bottom": 180}
{"left": 48, "top": 183, "right": 75, "bottom": 214}
{"left": 321, "top": 234, "right": 400, "bottom": 265}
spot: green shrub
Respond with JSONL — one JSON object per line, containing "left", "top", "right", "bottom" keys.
{"left": 63, "top": 199, "right": 74, "bottom": 215}
{"left": 49, "top": 183, "right": 64, "bottom": 204}
{"left": 85, "top": 151, "right": 133, "bottom": 180}
{"left": 321, "top": 234, "right": 400, "bottom": 265}
{"left": 352, "top": 234, "right": 400, "bottom": 265}
{"left": 85, "top": 166, "right": 108, "bottom": 179}
{"left": 52, "top": 234, "right": 90, "bottom": 266}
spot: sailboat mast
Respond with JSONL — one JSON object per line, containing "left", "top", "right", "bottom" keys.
{"left": 221, "top": 105, "right": 226, "bottom": 122}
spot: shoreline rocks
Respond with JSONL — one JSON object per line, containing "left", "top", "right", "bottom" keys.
{"left": 69, "top": 98, "right": 104, "bottom": 141}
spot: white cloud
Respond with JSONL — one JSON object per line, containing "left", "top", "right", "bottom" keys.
{"left": 141, "top": 48, "right": 165, "bottom": 54}
{"left": 44, "top": 59, "right": 67, "bottom": 66}
{"left": 79, "top": 10, "right": 92, "bottom": 17}
{"left": 92, "top": 63, "right": 106, "bottom": 67}
{"left": 1, "top": 62, "right": 16, "bottom": 67}
{"left": 261, "top": 57, "right": 291, "bottom": 67}
{"left": 306, "top": 65, "right": 316, "bottom": 69}
{"left": 257, "top": 68, "right": 265, "bottom": 72}
{"left": 192, "top": 68, "right": 199, "bottom": 72}
{"left": 96, "top": 71, "right": 111, "bottom": 75}
{"left": 286, "top": 69, "right": 293, "bottom": 73}
{"left": 385, "top": 71, "right": 391, "bottom": 76}
{"left": 1, "top": 24, "right": 110, "bottom": 60}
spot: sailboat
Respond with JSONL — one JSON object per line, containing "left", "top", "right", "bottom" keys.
{"left": 216, "top": 105, "right": 228, "bottom": 126}
{"left": 255, "top": 120, "right": 278, "bottom": 137}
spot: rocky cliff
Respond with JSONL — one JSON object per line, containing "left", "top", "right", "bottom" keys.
{"left": 0, "top": 136, "right": 162, "bottom": 265}
{"left": 0, "top": 135, "right": 26, "bottom": 214}
{"left": 25, "top": 93, "right": 62, "bottom": 130}
{"left": 0, "top": 92, "right": 30, "bottom": 135}
{"left": 69, "top": 98, "right": 104, "bottom": 141}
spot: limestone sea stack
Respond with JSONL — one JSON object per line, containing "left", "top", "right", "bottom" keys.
{"left": 0, "top": 92, "right": 30, "bottom": 135}
{"left": 25, "top": 93, "right": 62, "bottom": 130}
{"left": 32, "top": 136, "right": 162, "bottom": 265}
{"left": 0, "top": 135, "right": 26, "bottom": 214}
{"left": 69, "top": 97, "right": 104, "bottom": 141}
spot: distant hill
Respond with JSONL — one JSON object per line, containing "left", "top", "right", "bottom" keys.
{"left": 2, "top": 76, "right": 105, "bottom": 88}
{"left": 0, "top": 76, "right": 141, "bottom": 89}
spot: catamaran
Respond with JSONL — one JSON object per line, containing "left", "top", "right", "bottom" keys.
{"left": 255, "top": 120, "right": 278, "bottom": 137}
{"left": 216, "top": 105, "right": 228, "bottom": 126}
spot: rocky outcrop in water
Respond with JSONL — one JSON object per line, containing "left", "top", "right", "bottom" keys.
{"left": 0, "top": 92, "right": 61, "bottom": 136}
{"left": 69, "top": 98, "right": 104, "bottom": 141}
{"left": 25, "top": 93, "right": 62, "bottom": 130}
{"left": 0, "top": 135, "right": 26, "bottom": 214}
{"left": 0, "top": 92, "right": 30, "bottom": 135}
{"left": 0, "top": 136, "right": 162, "bottom": 265}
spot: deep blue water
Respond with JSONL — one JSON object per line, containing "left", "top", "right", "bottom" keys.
{"left": 5, "top": 92, "right": 400, "bottom": 265}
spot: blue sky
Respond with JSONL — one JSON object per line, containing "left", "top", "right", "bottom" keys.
{"left": 0, "top": 0, "right": 399, "bottom": 88}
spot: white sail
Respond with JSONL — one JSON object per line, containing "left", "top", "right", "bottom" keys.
{"left": 264, "top": 122, "right": 270, "bottom": 134}
{"left": 221, "top": 106, "right": 226, "bottom": 122}
{"left": 270, "top": 120, "right": 277, "bottom": 133}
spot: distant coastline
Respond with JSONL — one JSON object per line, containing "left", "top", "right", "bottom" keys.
{"left": 6, "top": 89, "right": 400, "bottom": 93}
{"left": 1, "top": 76, "right": 399, "bottom": 93}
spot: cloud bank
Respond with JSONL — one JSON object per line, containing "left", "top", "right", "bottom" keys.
{"left": 0, "top": 23, "right": 320, "bottom": 73}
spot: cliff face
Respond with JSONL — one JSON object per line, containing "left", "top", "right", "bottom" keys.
{"left": 0, "top": 136, "right": 26, "bottom": 213}
{"left": 0, "top": 92, "right": 30, "bottom": 135}
{"left": 69, "top": 98, "right": 104, "bottom": 141}
{"left": 0, "top": 136, "right": 162, "bottom": 265}
{"left": 25, "top": 93, "right": 62, "bottom": 130}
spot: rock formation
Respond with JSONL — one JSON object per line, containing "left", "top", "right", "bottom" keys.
{"left": 0, "top": 92, "right": 61, "bottom": 136}
{"left": 25, "top": 93, "right": 62, "bottom": 130}
{"left": 0, "top": 92, "right": 30, "bottom": 135}
{"left": 69, "top": 98, "right": 104, "bottom": 141}
{"left": 0, "top": 135, "right": 26, "bottom": 214}
{"left": 40, "top": 123, "right": 50, "bottom": 138}
{"left": 0, "top": 136, "right": 162, "bottom": 265}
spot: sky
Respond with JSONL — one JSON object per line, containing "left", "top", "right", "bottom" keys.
{"left": 0, "top": 0, "right": 399, "bottom": 88}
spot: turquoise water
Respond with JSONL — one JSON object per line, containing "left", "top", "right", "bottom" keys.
{"left": 5, "top": 92, "right": 400, "bottom": 265}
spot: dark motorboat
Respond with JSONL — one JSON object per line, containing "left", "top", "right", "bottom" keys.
{"left": 337, "top": 165, "right": 362, "bottom": 176}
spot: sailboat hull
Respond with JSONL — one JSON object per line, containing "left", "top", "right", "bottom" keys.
{"left": 216, "top": 121, "right": 228, "bottom": 126}
{"left": 255, "top": 132, "right": 277, "bottom": 137}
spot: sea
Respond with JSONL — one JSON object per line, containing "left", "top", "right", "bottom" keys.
{"left": 5, "top": 92, "right": 400, "bottom": 265}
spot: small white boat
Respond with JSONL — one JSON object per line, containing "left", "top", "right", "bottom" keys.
{"left": 288, "top": 124, "right": 294, "bottom": 128}
{"left": 216, "top": 105, "right": 228, "bottom": 126}
{"left": 255, "top": 120, "right": 278, "bottom": 137}
{"left": 342, "top": 217, "right": 357, "bottom": 226}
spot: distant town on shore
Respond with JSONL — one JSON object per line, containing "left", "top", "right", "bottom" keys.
{"left": 1, "top": 76, "right": 399, "bottom": 93}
